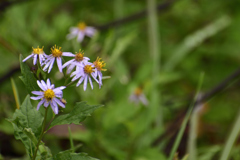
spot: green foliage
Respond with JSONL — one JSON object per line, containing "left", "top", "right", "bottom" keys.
{"left": 55, "top": 150, "right": 99, "bottom": 160}
{"left": 49, "top": 102, "right": 103, "bottom": 129}
{"left": 19, "top": 54, "right": 39, "bottom": 94}
{"left": 8, "top": 95, "right": 44, "bottom": 158}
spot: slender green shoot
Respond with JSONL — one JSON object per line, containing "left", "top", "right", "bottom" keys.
{"left": 11, "top": 78, "right": 21, "bottom": 109}
{"left": 168, "top": 72, "right": 205, "bottom": 160}
{"left": 68, "top": 126, "right": 75, "bottom": 152}
{"left": 220, "top": 109, "right": 240, "bottom": 160}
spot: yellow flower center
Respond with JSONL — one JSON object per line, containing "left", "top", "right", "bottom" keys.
{"left": 44, "top": 89, "right": 55, "bottom": 101}
{"left": 93, "top": 57, "right": 107, "bottom": 71}
{"left": 134, "top": 88, "right": 142, "bottom": 96}
{"left": 51, "top": 45, "right": 62, "bottom": 57}
{"left": 75, "top": 50, "right": 84, "bottom": 62}
{"left": 77, "top": 22, "right": 86, "bottom": 31}
{"left": 84, "top": 65, "right": 94, "bottom": 74}
{"left": 32, "top": 46, "right": 44, "bottom": 55}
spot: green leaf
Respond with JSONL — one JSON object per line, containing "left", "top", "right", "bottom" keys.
{"left": 49, "top": 102, "right": 102, "bottom": 129}
{"left": 55, "top": 150, "right": 99, "bottom": 160}
{"left": 19, "top": 54, "right": 39, "bottom": 93}
{"left": 8, "top": 95, "right": 44, "bottom": 158}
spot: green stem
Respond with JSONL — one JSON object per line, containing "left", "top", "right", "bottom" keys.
{"left": 32, "top": 107, "right": 49, "bottom": 160}
{"left": 68, "top": 126, "right": 75, "bottom": 152}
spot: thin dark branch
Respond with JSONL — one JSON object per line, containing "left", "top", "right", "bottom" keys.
{"left": 0, "top": 65, "right": 20, "bottom": 85}
{"left": 152, "top": 67, "right": 240, "bottom": 146}
{"left": 95, "top": 0, "right": 177, "bottom": 31}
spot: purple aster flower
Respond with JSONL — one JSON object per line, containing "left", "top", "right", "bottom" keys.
{"left": 66, "top": 22, "right": 96, "bottom": 43}
{"left": 93, "top": 57, "right": 106, "bottom": 88}
{"left": 30, "top": 79, "right": 66, "bottom": 114}
{"left": 62, "top": 50, "right": 90, "bottom": 74}
{"left": 129, "top": 88, "right": 149, "bottom": 106}
{"left": 22, "top": 46, "right": 47, "bottom": 66}
{"left": 70, "top": 62, "right": 99, "bottom": 91}
{"left": 43, "top": 45, "right": 74, "bottom": 73}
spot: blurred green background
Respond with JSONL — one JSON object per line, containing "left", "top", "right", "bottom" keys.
{"left": 1, "top": 0, "right": 240, "bottom": 159}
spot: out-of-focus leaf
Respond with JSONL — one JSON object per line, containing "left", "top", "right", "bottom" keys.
{"left": 19, "top": 54, "right": 39, "bottom": 94}
{"left": 49, "top": 102, "right": 102, "bottom": 129}
{"left": 54, "top": 150, "right": 99, "bottom": 160}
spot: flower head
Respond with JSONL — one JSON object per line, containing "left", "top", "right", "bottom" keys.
{"left": 30, "top": 79, "right": 66, "bottom": 114}
{"left": 70, "top": 62, "right": 99, "bottom": 91}
{"left": 129, "top": 87, "right": 149, "bottom": 106}
{"left": 22, "top": 46, "right": 47, "bottom": 66}
{"left": 62, "top": 50, "right": 90, "bottom": 74}
{"left": 66, "top": 22, "right": 96, "bottom": 43}
{"left": 43, "top": 45, "right": 74, "bottom": 73}
{"left": 93, "top": 57, "right": 106, "bottom": 88}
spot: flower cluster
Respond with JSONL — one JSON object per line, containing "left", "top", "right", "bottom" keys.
{"left": 23, "top": 45, "right": 107, "bottom": 114}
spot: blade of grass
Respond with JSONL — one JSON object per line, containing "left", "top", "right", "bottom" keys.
{"left": 147, "top": 0, "right": 162, "bottom": 127}
{"left": 11, "top": 78, "right": 20, "bottom": 109}
{"left": 164, "top": 15, "right": 231, "bottom": 71}
{"left": 219, "top": 109, "right": 240, "bottom": 160}
{"left": 68, "top": 126, "right": 75, "bottom": 152}
{"left": 168, "top": 72, "right": 205, "bottom": 160}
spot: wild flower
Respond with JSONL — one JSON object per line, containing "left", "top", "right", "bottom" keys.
{"left": 66, "top": 22, "right": 96, "bottom": 43}
{"left": 22, "top": 46, "right": 47, "bottom": 66}
{"left": 93, "top": 57, "right": 106, "bottom": 88}
{"left": 129, "top": 88, "right": 149, "bottom": 106}
{"left": 70, "top": 62, "right": 99, "bottom": 91}
{"left": 62, "top": 50, "right": 90, "bottom": 74}
{"left": 43, "top": 45, "right": 74, "bottom": 73}
{"left": 30, "top": 79, "right": 66, "bottom": 114}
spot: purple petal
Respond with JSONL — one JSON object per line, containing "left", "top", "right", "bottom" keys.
{"left": 62, "top": 52, "right": 75, "bottom": 57}
{"left": 85, "top": 27, "right": 96, "bottom": 37}
{"left": 76, "top": 77, "right": 84, "bottom": 87}
{"left": 89, "top": 77, "right": 93, "bottom": 89}
{"left": 54, "top": 98, "right": 65, "bottom": 108}
{"left": 56, "top": 57, "right": 62, "bottom": 72}
{"left": 48, "top": 57, "right": 55, "bottom": 73}
{"left": 31, "top": 91, "right": 44, "bottom": 96}
{"left": 33, "top": 54, "right": 38, "bottom": 65}
{"left": 37, "top": 80, "right": 46, "bottom": 91}
{"left": 22, "top": 54, "right": 33, "bottom": 62}
{"left": 47, "top": 79, "right": 51, "bottom": 88}
{"left": 44, "top": 101, "right": 49, "bottom": 107}
{"left": 30, "top": 96, "right": 43, "bottom": 100}
{"left": 77, "top": 32, "right": 85, "bottom": 42}
{"left": 41, "top": 80, "right": 48, "bottom": 90}
{"left": 83, "top": 76, "right": 88, "bottom": 91}
{"left": 37, "top": 99, "right": 45, "bottom": 110}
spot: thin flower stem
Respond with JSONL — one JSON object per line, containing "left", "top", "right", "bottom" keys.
{"left": 32, "top": 107, "right": 49, "bottom": 160}
{"left": 68, "top": 126, "right": 75, "bottom": 152}
{"left": 66, "top": 81, "right": 75, "bottom": 87}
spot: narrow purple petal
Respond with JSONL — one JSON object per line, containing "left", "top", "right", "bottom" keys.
{"left": 44, "top": 101, "right": 49, "bottom": 107}
{"left": 56, "top": 57, "right": 62, "bottom": 72}
{"left": 37, "top": 99, "right": 45, "bottom": 110}
{"left": 50, "top": 101, "right": 58, "bottom": 114}
{"left": 85, "top": 27, "right": 96, "bottom": 37}
{"left": 89, "top": 77, "right": 93, "bottom": 89}
{"left": 22, "top": 54, "right": 33, "bottom": 62}
{"left": 48, "top": 57, "right": 55, "bottom": 73}
{"left": 76, "top": 76, "right": 84, "bottom": 87}
{"left": 77, "top": 32, "right": 85, "bottom": 42}
{"left": 37, "top": 80, "right": 46, "bottom": 91}
{"left": 54, "top": 98, "right": 65, "bottom": 108}
{"left": 31, "top": 91, "right": 44, "bottom": 96}
{"left": 62, "top": 59, "right": 75, "bottom": 69}
{"left": 30, "top": 96, "right": 43, "bottom": 100}
{"left": 83, "top": 75, "right": 88, "bottom": 91}
{"left": 62, "top": 52, "right": 75, "bottom": 57}
{"left": 41, "top": 80, "right": 48, "bottom": 90}
{"left": 66, "top": 64, "right": 76, "bottom": 74}
{"left": 47, "top": 79, "right": 51, "bottom": 88}
{"left": 33, "top": 54, "right": 38, "bottom": 65}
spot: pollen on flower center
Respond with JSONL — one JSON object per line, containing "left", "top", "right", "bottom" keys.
{"left": 93, "top": 57, "right": 107, "bottom": 71}
{"left": 44, "top": 89, "right": 55, "bottom": 101}
{"left": 77, "top": 22, "right": 86, "bottom": 31}
{"left": 134, "top": 88, "right": 142, "bottom": 96}
{"left": 51, "top": 45, "right": 62, "bottom": 57}
{"left": 32, "top": 46, "right": 44, "bottom": 55}
{"left": 84, "top": 65, "right": 94, "bottom": 74}
{"left": 75, "top": 51, "right": 84, "bottom": 62}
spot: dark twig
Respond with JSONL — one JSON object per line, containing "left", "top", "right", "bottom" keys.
{"left": 0, "top": 65, "right": 20, "bottom": 85}
{"left": 152, "top": 67, "right": 240, "bottom": 146}
{"left": 95, "top": 0, "right": 177, "bottom": 31}
{"left": 0, "top": 0, "right": 29, "bottom": 12}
